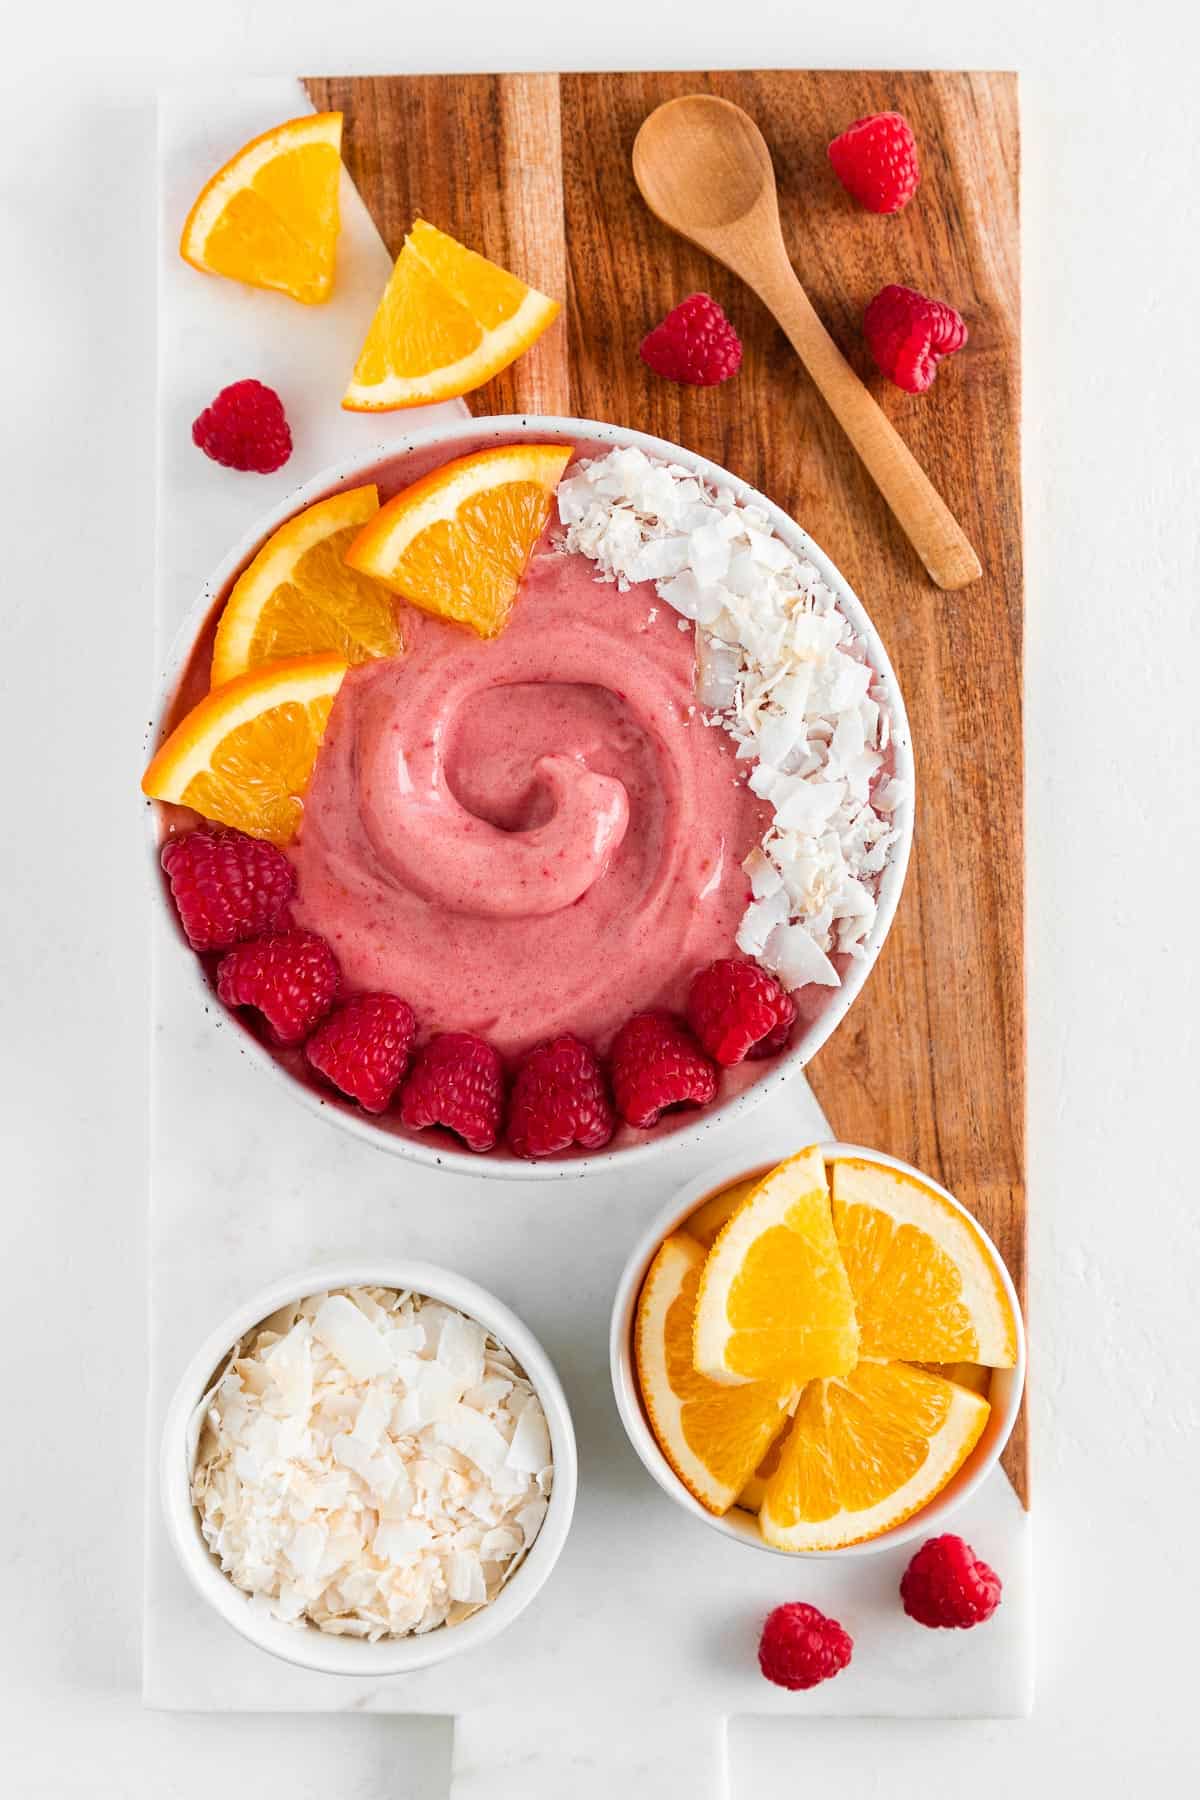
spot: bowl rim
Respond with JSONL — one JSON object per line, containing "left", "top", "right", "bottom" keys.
{"left": 609, "top": 1141, "right": 1026, "bottom": 1559}
{"left": 160, "top": 1259, "right": 578, "bottom": 1675}
{"left": 145, "top": 413, "right": 915, "bottom": 1180}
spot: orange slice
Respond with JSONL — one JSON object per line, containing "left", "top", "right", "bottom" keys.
{"left": 830, "top": 1159, "right": 1019, "bottom": 1367}
{"left": 181, "top": 113, "right": 343, "bottom": 304}
{"left": 758, "top": 1362, "right": 990, "bottom": 1552}
{"left": 142, "top": 654, "right": 347, "bottom": 843}
{"left": 685, "top": 1176, "right": 759, "bottom": 1250}
{"left": 210, "top": 486, "right": 400, "bottom": 686}
{"left": 342, "top": 219, "right": 560, "bottom": 410}
{"left": 634, "top": 1235, "right": 797, "bottom": 1516}
{"left": 346, "top": 444, "right": 571, "bottom": 638}
{"left": 693, "top": 1147, "right": 859, "bottom": 1388}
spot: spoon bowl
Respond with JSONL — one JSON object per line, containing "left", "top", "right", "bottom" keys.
{"left": 634, "top": 94, "right": 779, "bottom": 241}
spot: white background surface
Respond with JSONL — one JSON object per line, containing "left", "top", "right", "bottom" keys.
{"left": 1, "top": 1, "right": 1196, "bottom": 1795}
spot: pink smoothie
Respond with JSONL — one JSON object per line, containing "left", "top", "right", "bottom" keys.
{"left": 287, "top": 544, "right": 769, "bottom": 1057}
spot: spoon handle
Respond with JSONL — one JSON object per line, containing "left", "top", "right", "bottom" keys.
{"left": 759, "top": 267, "right": 982, "bottom": 591}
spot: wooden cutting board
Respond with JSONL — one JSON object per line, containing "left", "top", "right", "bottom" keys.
{"left": 305, "top": 70, "right": 1025, "bottom": 1500}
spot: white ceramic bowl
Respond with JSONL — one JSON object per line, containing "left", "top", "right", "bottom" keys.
{"left": 610, "top": 1143, "right": 1025, "bottom": 1558}
{"left": 146, "top": 416, "right": 914, "bottom": 1179}
{"left": 161, "top": 1260, "right": 577, "bottom": 1675}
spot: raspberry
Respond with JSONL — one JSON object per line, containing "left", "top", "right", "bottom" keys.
{"left": 758, "top": 1602, "right": 853, "bottom": 1691}
{"left": 399, "top": 1032, "right": 505, "bottom": 1153}
{"left": 900, "top": 1534, "right": 1002, "bottom": 1629}
{"left": 686, "top": 958, "right": 796, "bottom": 1067}
{"left": 160, "top": 825, "right": 295, "bottom": 953}
{"left": 216, "top": 929, "right": 340, "bottom": 1046}
{"left": 305, "top": 993, "right": 417, "bottom": 1114}
{"left": 507, "top": 1034, "right": 615, "bottom": 1159}
{"left": 192, "top": 379, "right": 292, "bottom": 473}
{"left": 609, "top": 1011, "right": 717, "bottom": 1129}
{"left": 746, "top": 1013, "right": 795, "bottom": 1060}
{"left": 863, "top": 284, "right": 968, "bottom": 394}
{"left": 639, "top": 294, "right": 742, "bottom": 386}
{"left": 828, "top": 111, "right": 920, "bottom": 214}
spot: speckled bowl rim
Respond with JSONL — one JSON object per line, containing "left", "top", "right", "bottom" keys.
{"left": 609, "top": 1142, "right": 1026, "bottom": 1558}
{"left": 160, "top": 1259, "right": 577, "bottom": 1675}
{"left": 145, "top": 415, "right": 915, "bottom": 1180}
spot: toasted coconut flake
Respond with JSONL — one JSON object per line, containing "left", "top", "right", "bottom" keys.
{"left": 312, "top": 1295, "right": 391, "bottom": 1380}
{"left": 436, "top": 1312, "right": 487, "bottom": 1388}
{"left": 506, "top": 1404, "right": 552, "bottom": 1474}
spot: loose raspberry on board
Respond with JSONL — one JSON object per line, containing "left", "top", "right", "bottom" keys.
{"left": 828, "top": 111, "right": 920, "bottom": 214}
{"left": 758, "top": 1602, "right": 854, "bottom": 1691}
{"left": 639, "top": 294, "right": 743, "bottom": 386}
{"left": 192, "top": 379, "right": 293, "bottom": 473}
{"left": 900, "top": 1534, "right": 1002, "bottom": 1629}
{"left": 863, "top": 284, "right": 968, "bottom": 394}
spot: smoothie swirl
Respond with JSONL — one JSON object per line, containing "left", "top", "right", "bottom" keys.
{"left": 287, "top": 546, "right": 768, "bottom": 1057}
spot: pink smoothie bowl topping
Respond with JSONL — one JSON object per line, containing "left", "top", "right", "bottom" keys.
{"left": 145, "top": 420, "right": 914, "bottom": 1176}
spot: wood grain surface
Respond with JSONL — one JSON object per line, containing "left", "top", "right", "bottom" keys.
{"left": 305, "top": 71, "right": 1026, "bottom": 1499}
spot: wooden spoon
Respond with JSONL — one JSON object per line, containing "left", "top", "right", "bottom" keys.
{"left": 633, "top": 94, "right": 982, "bottom": 591}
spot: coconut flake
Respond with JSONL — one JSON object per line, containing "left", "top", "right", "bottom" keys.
{"left": 506, "top": 1402, "right": 551, "bottom": 1474}
{"left": 312, "top": 1295, "right": 391, "bottom": 1381}
{"left": 447, "top": 1550, "right": 488, "bottom": 1606}
{"left": 762, "top": 921, "right": 841, "bottom": 989}
{"left": 436, "top": 1312, "right": 487, "bottom": 1388}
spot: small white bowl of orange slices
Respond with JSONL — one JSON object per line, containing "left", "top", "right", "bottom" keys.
{"left": 610, "top": 1143, "right": 1024, "bottom": 1556}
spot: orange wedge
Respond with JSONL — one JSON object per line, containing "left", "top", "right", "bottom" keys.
{"left": 142, "top": 654, "right": 347, "bottom": 844}
{"left": 342, "top": 219, "right": 560, "bottom": 410}
{"left": 830, "top": 1158, "right": 1019, "bottom": 1367}
{"left": 758, "top": 1362, "right": 990, "bottom": 1552}
{"left": 210, "top": 486, "right": 400, "bottom": 686}
{"left": 181, "top": 113, "right": 343, "bottom": 304}
{"left": 346, "top": 444, "right": 571, "bottom": 638}
{"left": 634, "top": 1235, "right": 797, "bottom": 1516}
{"left": 693, "top": 1146, "right": 859, "bottom": 1388}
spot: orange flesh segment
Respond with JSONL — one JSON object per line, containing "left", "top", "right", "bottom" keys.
{"left": 693, "top": 1149, "right": 859, "bottom": 1387}
{"left": 142, "top": 654, "right": 347, "bottom": 844}
{"left": 210, "top": 487, "right": 398, "bottom": 687}
{"left": 235, "top": 526, "right": 400, "bottom": 667}
{"left": 346, "top": 445, "right": 571, "bottom": 639}
{"left": 759, "top": 1363, "right": 990, "bottom": 1550}
{"left": 181, "top": 115, "right": 343, "bottom": 305}
{"left": 352, "top": 246, "right": 482, "bottom": 384}
{"left": 830, "top": 1159, "right": 1018, "bottom": 1367}
{"left": 343, "top": 219, "right": 560, "bottom": 409}
{"left": 634, "top": 1235, "right": 795, "bottom": 1515}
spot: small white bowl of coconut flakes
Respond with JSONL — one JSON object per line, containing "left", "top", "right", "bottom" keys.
{"left": 161, "top": 1265, "right": 575, "bottom": 1674}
